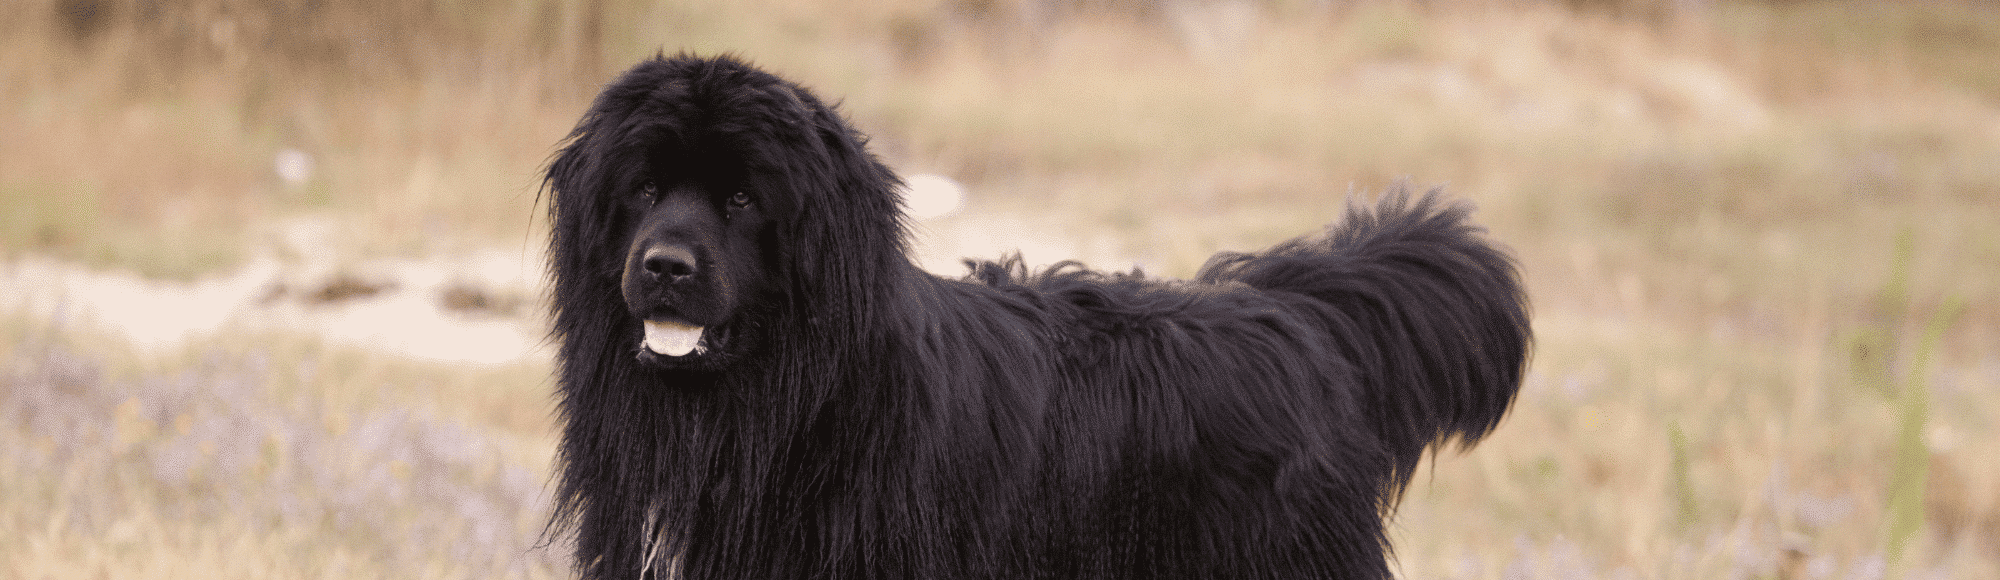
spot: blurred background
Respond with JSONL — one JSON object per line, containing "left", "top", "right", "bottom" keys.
{"left": 3, "top": 0, "right": 1997, "bottom": 578}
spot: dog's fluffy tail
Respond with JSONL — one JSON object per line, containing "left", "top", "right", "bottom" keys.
{"left": 1199, "top": 183, "right": 1531, "bottom": 496}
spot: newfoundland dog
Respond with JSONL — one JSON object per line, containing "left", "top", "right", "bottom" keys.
{"left": 543, "top": 54, "right": 1530, "bottom": 580}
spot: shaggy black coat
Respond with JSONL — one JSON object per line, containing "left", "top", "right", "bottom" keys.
{"left": 544, "top": 54, "right": 1531, "bottom": 580}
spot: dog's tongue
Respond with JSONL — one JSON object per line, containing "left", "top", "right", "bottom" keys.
{"left": 643, "top": 320, "right": 705, "bottom": 357}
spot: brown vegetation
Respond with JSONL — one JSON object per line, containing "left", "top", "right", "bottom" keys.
{"left": 3, "top": 0, "right": 1996, "bottom": 577}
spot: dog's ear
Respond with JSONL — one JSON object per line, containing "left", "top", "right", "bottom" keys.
{"left": 546, "top": 116, "right": 622, "bottom": 283}
{"left": 750, "top": 82, "right": 910, "bottom": 334}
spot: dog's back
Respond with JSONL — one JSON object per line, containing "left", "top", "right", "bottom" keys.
{"left": 935, "top": 185, "right": 1530, "bottom": 578}
{"left": 1199, "top": 184, "right": 1531, "bottom": 489}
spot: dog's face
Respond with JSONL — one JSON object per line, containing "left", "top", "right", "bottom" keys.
{"left": 548, "top": 55, "right": 907, "bottom": 374}
{"left": 550, "top": 57, "right": 807, "bottom": 372}
{"left": 619, "top": 135, "right": 774, "bottom": 370}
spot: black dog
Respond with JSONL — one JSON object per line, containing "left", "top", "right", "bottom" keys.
{"left": 543, "top": 54, "right": 1530, "bottom": 580}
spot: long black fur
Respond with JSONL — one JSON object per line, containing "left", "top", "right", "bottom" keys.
{"left": 544, "top": 54, "right": 1531, "bottom": 580}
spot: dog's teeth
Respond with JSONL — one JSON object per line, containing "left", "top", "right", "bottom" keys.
{"left": 644, "top": 320, "right": 705, "bottom": 356}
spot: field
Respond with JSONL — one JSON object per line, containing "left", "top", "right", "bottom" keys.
{"left": 4, "top": 0, "right": 1997, "bottom": 578}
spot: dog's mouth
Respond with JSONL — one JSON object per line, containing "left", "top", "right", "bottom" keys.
{"left": 643, "top": 319, "right": 707, "bottom": 357}
{"left": 636, "top": 317, "right": 738, "bottom": 367}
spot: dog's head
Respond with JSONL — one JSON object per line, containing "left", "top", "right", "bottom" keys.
{"left": 546, "top": 55, "right": 906, "bottom": 372}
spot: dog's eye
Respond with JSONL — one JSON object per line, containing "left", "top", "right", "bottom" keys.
{"left": 728, "top": 191, "right": 753, "bottom": 208}
{"left": 639, "top": 181, "right": 658, "bottom": 200}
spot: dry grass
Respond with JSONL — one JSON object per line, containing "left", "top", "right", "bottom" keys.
{"left": 1, "top": 316, "right": 564, "bottom": 579}
{"left": 4, "top": 0, "right": 1998, "bottom": 578}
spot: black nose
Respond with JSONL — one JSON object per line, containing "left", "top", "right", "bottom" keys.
{"left": 643, "top": 245, "right": 699, "bottom": 283}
